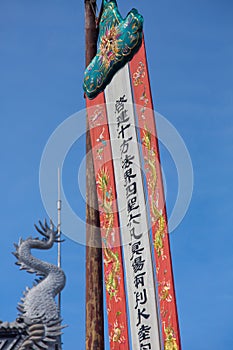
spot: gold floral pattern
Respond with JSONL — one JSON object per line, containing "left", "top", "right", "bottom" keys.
{"left": 159, "top": 280, "right": 172, "bottom": 302}
{"left": 109, "top": 317, "right": 126, "bottom": 347}
{"left": 133, "top": 61, "right": 145, "bottom": 86}
{"left": 164, "top": 324, "right": 179, "bottom": 350}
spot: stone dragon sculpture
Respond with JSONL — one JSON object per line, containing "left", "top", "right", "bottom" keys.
{"left": 11, "top": 220, "right": 66, "bottom": 350}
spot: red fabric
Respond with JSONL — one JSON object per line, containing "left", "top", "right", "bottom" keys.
{"left": 129, "top": 39, "right": 182, "bottom": 350}
{"left": 86, "top": 94, "right": 130, "bottom": 349}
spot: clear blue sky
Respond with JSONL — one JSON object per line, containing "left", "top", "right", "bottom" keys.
{"left": 0, "top": 0, "right": 232, "bottom": 349}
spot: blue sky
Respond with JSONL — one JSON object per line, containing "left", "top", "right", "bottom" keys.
{"left": 0, "top": 0, "right": 232, "bottom": 349}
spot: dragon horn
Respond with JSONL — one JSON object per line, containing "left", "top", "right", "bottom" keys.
{"left": 34, "top": 224, "right": 47, "bottom": 237}
{"left": 44, "top": 219, "right": 49, "bottom": 230}
{"left": 43, "top": 219, "right": 49, "bottom": 230}
{"left": 49, "top": 218, "right": 54, "bottom": 230}
{"left": 39, "top": 220, "right": 46, "bottom": 232}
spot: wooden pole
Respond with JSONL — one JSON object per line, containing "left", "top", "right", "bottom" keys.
{"left": 85, "top": 1, "right": 104, "bottom": 349}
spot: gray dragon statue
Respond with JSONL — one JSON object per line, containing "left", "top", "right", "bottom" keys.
{"left": 0, "top": 220, "right": 66, "bottom": 350}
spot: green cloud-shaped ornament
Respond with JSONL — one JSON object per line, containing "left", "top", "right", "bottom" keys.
{"left": 83, "top": 0, "right": 143, "bottom": 99}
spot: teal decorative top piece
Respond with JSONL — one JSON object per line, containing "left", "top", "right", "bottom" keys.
{"left": 83, "top": 0, "right": 143, "bottom": 99}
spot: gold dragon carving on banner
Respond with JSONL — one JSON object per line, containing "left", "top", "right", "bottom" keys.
{"left": 97, "top": 168, "right": 127, "bottom": 347}
{"left": 97, "top": 168, "right": 121, "bottom": 300}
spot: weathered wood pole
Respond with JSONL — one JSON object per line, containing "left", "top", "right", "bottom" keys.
{"left": 85, "top": 1, "right": 104, "bottom": 349}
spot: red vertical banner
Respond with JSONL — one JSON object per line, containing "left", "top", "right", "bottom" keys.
{"left": 130, "top": 38, "right": 182, "bottom": 350}
{"left": 86, "top": 94, "right": 130, "bottom": 350}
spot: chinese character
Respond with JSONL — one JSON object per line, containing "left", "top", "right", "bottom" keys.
{"left": 130, "top": 227, "right": 142, "bottom": 240}
{"left": 134, "top": 272, "right": 146, "bottom": 288}
{"left": 118, "top": 123, "right": 130, "bottom": 139}
{"left": 138, "top": 324, "right": 151, "bottom": 342}
{"left": 124, "top": 168, "right": 136, "bottom": 186}
{"left": 135, "top": 289, "right": 148, "bottom": 309}
{"left": 115, "top": 95, "right": 127, "bottom": 113}
{"left": 130, "top": 241, "right": 144, "bottom": 261}
{"left": 122, "top": 154, "right": 134, "bottom": 169}
{"left": 128, "top": 212, "right": 141, "bottom": 226}
{"left": 132, "top": 256, "right": 145, "bottom": 273}
{"left": 127, "top": 197, "right": 139, "bottom": 213}
{"left": 117, "top": 110, "right": 129, "bottom": 126}
{"left": 120, "top": 137, "right": 132, "bottom": 155}
{"left": 136, "top": 308, "right": 150, "bottom": 326}
{"left": 126, "top": 182, "right": 137, "bottom": 198}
